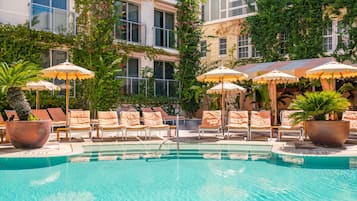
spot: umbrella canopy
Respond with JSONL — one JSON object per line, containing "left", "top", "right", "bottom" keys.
{"left": 305, "top": 61, "right": 357, "bottom": 90}
{"left": 42, "top": 61, "right": 95, "bottom": 125}
{"left": 197, "top": 66, "right": 248, "bottom": 135}
{"left": 253, "top": 69, "right": 299, "bottom": 125}
{"left": 207, "top": 82, "right": 246, "bottom": 94}
{"left": 23, "top": 80, "right": 60, "bottom": 111}
{"left": 197, "top": 66, "right": 248, "bottom": 82}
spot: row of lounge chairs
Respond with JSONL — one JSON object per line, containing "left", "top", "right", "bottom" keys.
{"left": 199, "top": 110, "right": 357, "bottom": 140}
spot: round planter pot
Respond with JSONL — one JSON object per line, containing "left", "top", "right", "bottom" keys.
{"left": 305, "top": 120, "right": 350, "bottom": 147}
{"left": 6, "top": 120, "right": 51, "bottom": 149}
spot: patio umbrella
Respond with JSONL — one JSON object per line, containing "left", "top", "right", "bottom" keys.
{"left": 41, "top": 61, "right": 95, "bottom": 125}
{"left": 305, "top": 61, "right": 357, "bottom": 90}
{"left": 197, "top": 66, "right": 248, "bottom": 134}
{"left": 253, "top": 69, "right": 298, "bottom": 125}
{"left": 206, "top": 82, "right": 246, "bottom": 94}
{"left": 23, "top": 80, "right": 60, "bottom": 111}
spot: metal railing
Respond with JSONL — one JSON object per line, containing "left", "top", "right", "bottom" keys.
{"left": 30, "top": 4, "right": 76, "bottom": 34}
{"left": 154, "top": 27, "right": 176, "bottom": 48}
{"left": 114, "top": 19, "right": 146, "bottom": 45}
{"left": 116, "top": 76, "right": 179, "bottom": 97}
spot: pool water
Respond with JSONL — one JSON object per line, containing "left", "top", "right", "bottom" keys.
{"left": 0, "top": 150, "right": 357, "bottom": 201}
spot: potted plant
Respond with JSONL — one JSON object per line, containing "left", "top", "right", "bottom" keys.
{"left": 289, "top": 91, "right": 351, "bottom": 147}
{"left": 0, "top": 61, "right": 51, "bottom": 148}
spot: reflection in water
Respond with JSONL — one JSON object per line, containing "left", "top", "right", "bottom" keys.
{"left": 31, "top": 171, "right": 60, "bottom": 186}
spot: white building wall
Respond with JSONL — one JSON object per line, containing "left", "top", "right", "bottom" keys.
{"left": 141, "top": 0, "right": 154, "bottom": 46}
{"left": 0, "top": 0, "right": 29, "bottom": 25}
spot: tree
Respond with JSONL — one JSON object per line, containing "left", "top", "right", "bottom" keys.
{"left": 0, "top": 61, "right": 41, "bottom": 120}
{"left": 176, "top": 0, "right": 202, "bottom": 117}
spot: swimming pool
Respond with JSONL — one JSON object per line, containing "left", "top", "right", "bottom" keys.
{"left": 0, "top": 144, "right": 356, "bottom": 201}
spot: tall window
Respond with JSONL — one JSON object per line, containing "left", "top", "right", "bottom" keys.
{"left": 154, "top": 10, "right": 175, "bottom": 48}
{"left": 115, "top": 1, "right": 140, "bottom": 43}
{"left": 219, "top": 38, "right": 227, "bottom": 55}
{"left": 202, "top": 0, "right": 256, "bottom": 22}
{"left": 337, "top": 21, "right": 350, "bottom": 49}
{"left": 154, "top": 61, "right": 176, "bottom": 97}
{"left": 121, "top": 58, "right": 139, "bottom": 94}
{"left": 200, "top": 41, "right": 207, "bottom": 57}
{"left": 30, "top": 0, "right": 75, "bottom": 34}
{"left": 238, "top": 35, "right": 248, "bottom": 58}
{"left": 323, "top": 23, "right": 333, "bottom": 52}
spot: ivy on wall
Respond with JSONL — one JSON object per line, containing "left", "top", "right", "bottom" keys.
{"left": 176, "top": 0, "right": 202, "bottom": 117}
{"left": 246, "top": 0, "right": 357, "bottom": 63}
{"left": 246, "top": 0, "right": 328, "bottom": 62}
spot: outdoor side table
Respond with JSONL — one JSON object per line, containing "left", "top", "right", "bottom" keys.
{"left": 56, "top": 127, "right": 69, "bottom": 141}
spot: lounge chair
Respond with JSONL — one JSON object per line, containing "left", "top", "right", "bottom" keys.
{"left": 342, "top": 111, "right": 357, "bottom": 137}
{"left": 142, "top": 111, "right": 169, "bottom": 139}
{"left": 278, "top": 110, "right": 304, "bottom": 141}
{"left": 152, "top": 106, "right": 185, "bottom": 125}
{"left": 47, "top": 107, "right": 67, "bottom": 123}
{"left": 226, "top": 111, "right": 249, "bottom": 139}
{"left": 5, "top": 110, "right": 18, "bottom": 121}
{"left": 120, "top": 111, "right": 147, "bottom": 140}
{"left": 198, "top": 110, "right": 222, "bottom": 139}
{"left": 32, "top": 109, "right": 66, "bottom": 131}
{"left": 141, "top": 107, "right": 154, "bottom": 112}
{"left": 249, "top": 111, "right": 272, "bottom": 140}
{"left": 97, "top": 111, "right": 125, "bottom": 140}
{"left": 68, "top": 110, "right": 92, "bottom": 139}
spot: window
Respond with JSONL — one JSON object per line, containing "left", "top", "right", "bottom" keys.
{"left": 219, "top": 38, "right": 227, "bottom": 55}
{"left": 323, "top": 23, "right": 333, "bottom": 52}
{"left": 279, "top": 33, "right": 287, "bottom": 55}
{"left": 202, "top": 0, "right": 256, "bottom": 22}
{"left": 200, "top": 41, "right": 207, "bottom": 57}
{"left": 121, "top": 58, "right": 140, "bottom": 94}
{"left": 337, "top": 21, "right": 350, "bottom": 49}
{"left": 154, "top": 10, "right": 175, "bottom": 48}
{"left": 238, "top": 35, "right": 248, "bottom": 58}
{"left": 30, "top": 0, "right": 75, "bottom": 34}
{"left": 154, "top": 61, "right": 176, "bottom": 97}
{"left": 252, "top": 46, "right": 261, "bottom": 58}
{"left": 115, "top": 1, "right": 140, "bottom": 43}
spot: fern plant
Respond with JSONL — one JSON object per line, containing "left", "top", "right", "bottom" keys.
{"left": 288, "top": 91, "right": 350, "bottom": 124}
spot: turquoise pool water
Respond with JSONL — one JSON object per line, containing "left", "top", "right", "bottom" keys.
{"left": 0, "top": 145, "right": 356, "bottom": 201}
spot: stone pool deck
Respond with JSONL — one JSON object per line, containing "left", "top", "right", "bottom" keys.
{"left": 0, "top": 130, "right": 357, "bottom": 158}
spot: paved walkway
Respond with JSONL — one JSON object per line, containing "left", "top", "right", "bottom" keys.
{"left": 0, "top": 130, "right": 357, "bottom": 158}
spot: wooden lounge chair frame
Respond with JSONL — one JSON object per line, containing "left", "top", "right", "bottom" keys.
{"left": 278, "top": 110, "right": 304, "bottom": 141}
{"left": 198, "top": 110, "right": 222, "bottom": 139}
{"left": 142, "top": 111, "right": 169, "bottom": 139}
{"left": 249, "top": 110, "right": 272, "bottom": 141}
{"left": 97, "top": 111, "right": 125, "bottom": 140}
{"left": 68, "top": 110, "right": 92, "bottom": 139}
{"left": 226, "top": 111, "right": 249, "bottom": 139}
{"left": 120, "top": 111, "right": 147, "bottom": 140}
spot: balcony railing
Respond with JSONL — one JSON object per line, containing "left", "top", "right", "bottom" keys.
{"left": 154, "top": 27, "right": 176, "bottom": 49}
{"left": 117, "top": 76, "right": 180, "bottom": 97}
{"left": 114, "top": 19, "right": 146, "bottom": 45}
{"left": 30, "top": 4, "right": 76, "bottom": 34}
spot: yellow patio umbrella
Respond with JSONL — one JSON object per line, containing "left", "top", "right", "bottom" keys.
{"left": 197, "top": 66, "right": 248, "bottom": 134}
{"left": 23, "top": 80, "right": 60, "bottom": 111}
{"left": 305, "top": 61, "right": 357, "bottom": 91}
{"left": 206, "top": 82, "right": 246, "bottom": 94}
{"left": 253, "top": 69, "right": 298, "bottom": 125}
{"left": 41, "top": 61, "right": 95, "bottom": 125}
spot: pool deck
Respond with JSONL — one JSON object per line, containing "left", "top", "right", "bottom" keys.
{"left": 0, "top": 130, "right": 357, "bottom": 158}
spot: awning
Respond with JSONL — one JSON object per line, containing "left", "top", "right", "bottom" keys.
{"left": 235, "top": 57, "right": 357, "bottom": 79}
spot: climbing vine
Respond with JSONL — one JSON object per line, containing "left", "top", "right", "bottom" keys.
{"left": 176, "top": 0, "right": 202, "bottom": 117}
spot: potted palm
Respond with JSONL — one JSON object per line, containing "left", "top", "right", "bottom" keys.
{"left": 289, "top": 91, "right": 350, "bottom": 147}
{"left": 0, "top": 61, "right": 51, "bottom": 148}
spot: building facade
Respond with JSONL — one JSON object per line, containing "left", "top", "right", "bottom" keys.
{"left": 0, "top": 0, "right": 179, "bottom": 98}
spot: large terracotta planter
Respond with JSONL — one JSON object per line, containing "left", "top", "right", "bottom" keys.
{"left": 305, "top": 120, "right": 349, "bottom": 147}
{"left": 6, "top": 120, "right": 51, "bottom": 149}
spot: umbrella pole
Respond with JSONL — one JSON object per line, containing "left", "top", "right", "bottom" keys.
{"left": 221, "top": 79, "right": 225, "bottom": 136}
{"left": 66, "top": 74, "right": 69, "bottom": 126}
{"left": 36, "top": 90, "right": 39, "bottom": 111}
